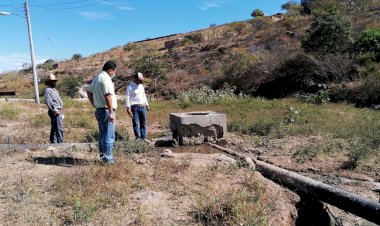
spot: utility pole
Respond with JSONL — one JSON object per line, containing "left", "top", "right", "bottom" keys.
{"left": 25, "top": 0, "right": 40, "bottom": 104}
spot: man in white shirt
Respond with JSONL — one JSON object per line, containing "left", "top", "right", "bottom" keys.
{"left": 125, "top": 72, "right": 150, "bottom": 140}
{"left": 86, "top": 61, "right": 117, "bottom": 164}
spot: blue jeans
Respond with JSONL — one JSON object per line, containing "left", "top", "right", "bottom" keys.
{"left": 95, "top": 108, "right": 115, "bottom": 162}
{"left": 131, "top": 105, "right": 147, "bottom": 140}
{"left": 48, "top": 110, "right": 64, "bottom": 143}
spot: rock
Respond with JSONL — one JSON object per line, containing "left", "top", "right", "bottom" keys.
{"left": 136, "top": 158, "right": 147, "bottom": 164}
{"left": 160, "top": 149, "right": 175, "bottom": 158}
{"left": 216, "top": 138, "right": 228, "bottom": 147}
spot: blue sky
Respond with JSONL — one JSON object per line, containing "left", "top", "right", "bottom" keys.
{"left": 0, "top": 0, "right": 291, "bottom": 73}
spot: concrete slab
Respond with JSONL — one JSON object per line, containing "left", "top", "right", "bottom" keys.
{"left": 169, "top": 111, "right": 227, "bottom": 145}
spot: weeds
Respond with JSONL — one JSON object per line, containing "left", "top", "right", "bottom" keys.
{"left": 293, "top": 138, "right": 348, "bottom": 163}
{"left": 0, "top": 108, "right": 20, "bottom": 120}
{"left": 178, "top": 85, "right": 246, "bottom": 108}
{"left": 114, "top": 139, "right": 149, "bottom": 155}
{"left": 346, "top": 136, "right": 380, "bottom": 169}
{"left": 31, "top": 114, "right": 50, "bottom": 126}
{"left": 192, "top": 189, "right": 267, "bottom": 226}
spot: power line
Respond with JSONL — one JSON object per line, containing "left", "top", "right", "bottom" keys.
{"left": 35, "top": 0, "right": 91, "bottom": 7}
{"left": 30, "top": 0, "right": 107, "bottom": 10}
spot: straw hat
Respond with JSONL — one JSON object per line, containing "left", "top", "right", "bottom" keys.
{"left": 44, "top": 74, "right": 58, "bottom": 84}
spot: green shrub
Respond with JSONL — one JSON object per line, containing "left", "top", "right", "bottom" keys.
{"left": 177, "top": 85, "right": 246, "bottom": 107}
{"left": 298, "top": 89, "right": 331, "bottom": 105}
{"left": 351, "top": 75, "right": 380, "bottom": 107}
{"left": 301, "top": 11, "right": 352, "bottom": 53}
{"left": 251, "top": 9, "right": 264, "bottom": 18}
{"left": 71, "top": 54, "right": 82, "bottom": 60}
{"left": 248, "top": 119, "right": 279, "bottom": 136}
{"left": 228, "top": 119, "right": 279, "bottom": 136}
{"left": 57, "top": 76, "right": 84, "bottom": 98}
{"left": 221, "top": 48, "right": 264, "bottom": 94}
{"left": 346, "top": 137, "right": 379, "bottom": 169}
{"left": 37, "top": 59, "right": 55, "bottom": 70}
{"left": 353, "top": 28, "right": 380, "bottom": 61}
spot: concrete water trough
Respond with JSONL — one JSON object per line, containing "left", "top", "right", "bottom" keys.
{"left": 169, "top": 111, "right": 227, "bottom": 146}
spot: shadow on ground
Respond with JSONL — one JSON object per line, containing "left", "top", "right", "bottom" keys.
{"left": 32, "top": 156, "right": 88, "bottom": 167}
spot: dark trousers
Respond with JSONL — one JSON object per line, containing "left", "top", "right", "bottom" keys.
{"left": 131, "top": 105, "right": 147, "bottom": 140}
{"left": 48, "top": 110, "right": 64, "bottom": 143}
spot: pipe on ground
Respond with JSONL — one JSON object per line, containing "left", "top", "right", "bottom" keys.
{"left": 209, "top": 143, "right": 380, "bottom": 224}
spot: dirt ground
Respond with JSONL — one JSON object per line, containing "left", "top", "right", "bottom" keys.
{"left": 0, "top": 101, "right": 379, "bottom": 225}
{"left": 0, "top": 144, "right": 299, "bottom": 225}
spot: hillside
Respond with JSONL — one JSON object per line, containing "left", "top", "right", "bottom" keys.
{"left": 1, "top": 2, "right": 379, "bottom": 107}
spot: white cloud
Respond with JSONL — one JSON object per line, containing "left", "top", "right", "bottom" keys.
{"left": 200, "top": 1, "right": 225, "bottom": 10}
{"left": 117, "top": 6, "right": 135, "bottom": 11}
{"left": 0, "top": 53, "right": 47, "bottom": 73}
{"left": 79, "top": 11, "right": 114, "bottom": 20}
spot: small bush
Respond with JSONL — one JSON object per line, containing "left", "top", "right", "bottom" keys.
{"left": 353, "top": 28, "right": 380, "bottom": 61}
{"left": 193, "top": 189, "right": 267, "bottom": 226}
{"left": 351, "top": 75, "right": 380, "bottom": 107}
{"left": 248, "top": 119, "right": 279, "bottom": 136}
{"left": 114, "top": 139, "right": 149, "bottom": 155}
{"left": 123, "top": 42, "right": 140, "bottom": 52}
{"left": 298, "top": 89, "right": 331, "bottom": 105}
{"left": 228, "top": 22, "right": 248, "bottom": 35}
{"left": 184, "top": 33, "right": 204, "bottom": 43}
{"left": 228, "top": 119, "right": 279, "bottom": 136}
{"left": 31, "top": 114, "right": 50, "bottom": 126}
{"left": 294, "top": 138, "right": 348, "bottom": 163}
{"left": 301, "top": 11, "right": 352, "bottom": 53}
{"left": 346, "top": 137, "right": 379, "bottom": 169}
{"left": 37, "top": 59, "right": 55, "bottom": 71}
{"left": 221, "top": 27, "right": 235, "bottom": 38}
{"left": 82, "top": 129, "right": 98, "bottom": 142}
{"left": 251, "top": 9, "right": 264, "bottom": 18}
{"left": 57, "top": 76, "right": 84, "bottom": 98}
{"left": 0, "top": 108, "right": 20, "bottom": 120}
{"left": 177, "top": 85, "right": 246, "bottom": 107}
{"left": 71, "top": 54, "right": 82, "bottom": 60}
{"left": 248, "top": 17, "right": 271, "bottom": 31}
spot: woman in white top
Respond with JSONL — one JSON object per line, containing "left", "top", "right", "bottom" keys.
{"left": 125, "top": 72, "right": 150, "bottom": 140}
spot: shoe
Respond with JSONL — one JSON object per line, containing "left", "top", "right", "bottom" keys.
{"left": 100, "top": 158, "right": 115, "bottom": 165}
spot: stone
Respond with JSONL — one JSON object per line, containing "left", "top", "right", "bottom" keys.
{"left": 216, "top": 138, "right": 228, "bottom": 147}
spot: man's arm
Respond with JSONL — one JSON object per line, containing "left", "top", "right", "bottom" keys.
{"left": 143, "top": 86, "right": 150, "bottom": 111}
{"left": 45, "top": 89, "right": 60, "bottom": 116}
{"left": 125, "top": 86, "right": 133, "bottom": 117}
{"left": 105, "top": 93, "right": 115, "bottom": 122}
{"left": 87, "top": 91, "right": 95, "bottom": 108}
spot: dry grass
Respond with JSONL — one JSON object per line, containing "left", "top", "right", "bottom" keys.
{"left": 0, "top": 153, "right": 277, "bottom": 226}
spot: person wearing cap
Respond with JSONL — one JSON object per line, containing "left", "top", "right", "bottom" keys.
{"left": 44, "top": 74, "right": 64, "bottom": 143}
{"left": 125, "top": 72, "right": 150, "bottom": 141}
{"left": 86, "top": 61, "right": 117, "bottom": 164}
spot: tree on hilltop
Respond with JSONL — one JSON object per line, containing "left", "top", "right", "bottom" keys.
{"left": 251, "top": 9, "right": 264, "bottom": 18}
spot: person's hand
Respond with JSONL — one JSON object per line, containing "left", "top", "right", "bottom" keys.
{"left": 109, "top": 111, "right": 115, "bottom": 122}
{"left": 146, "top": 105, "right": 150, "bottom": 111}
{"left": 127, "top": 109, "right": 133, "bottom": 118}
